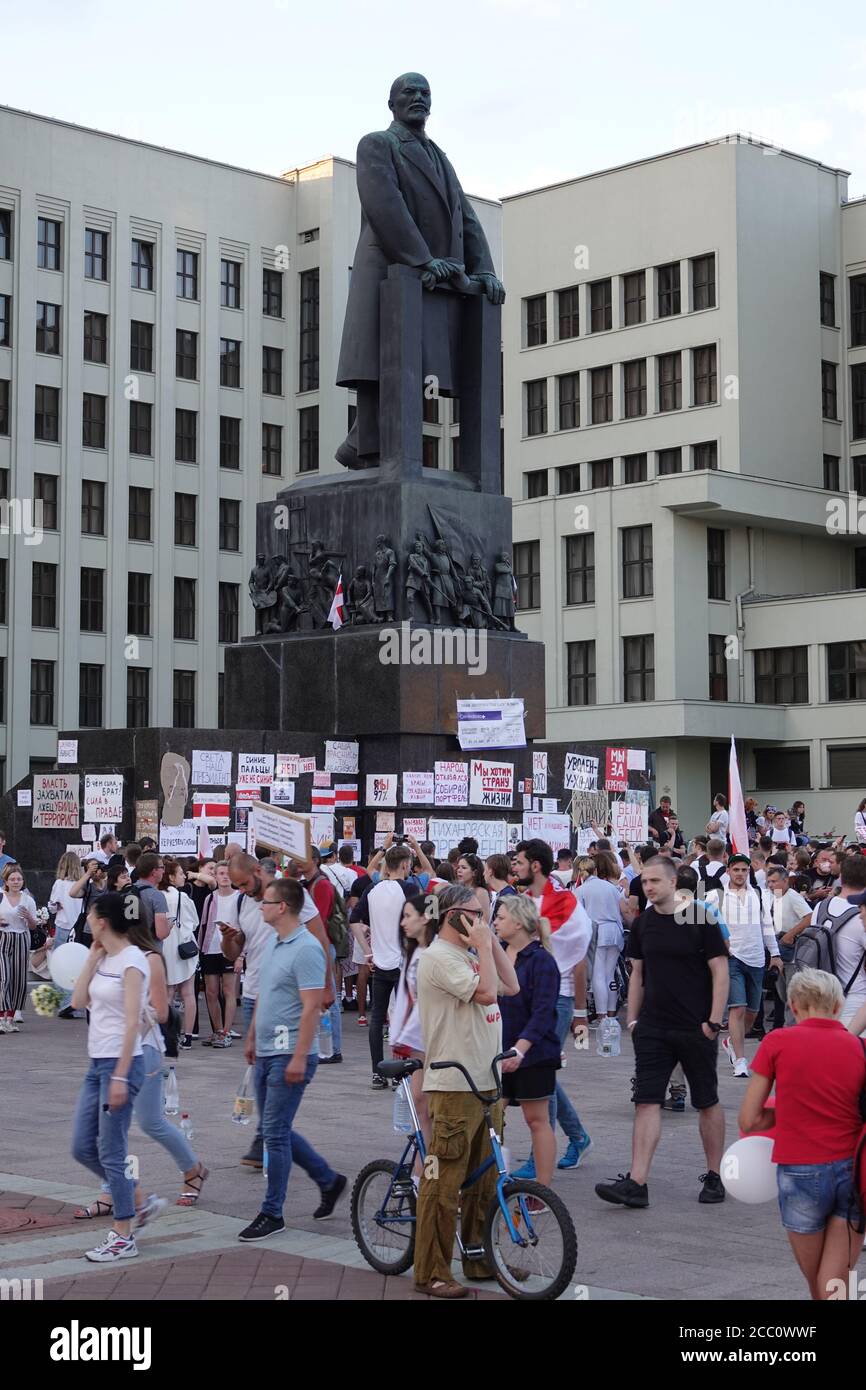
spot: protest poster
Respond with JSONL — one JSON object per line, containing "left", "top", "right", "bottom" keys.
{"left": 403, "top": 817, "right": 427, "bottom": 839}
{"left": 191, "top": 792, "right": 230, "bottom": 826}
{"left": 403, "top": 771, "right": 435, "bottom": 804}
{"left": 523, "top": 778, "right": 533, "bottom": 795}
{"left": 366, "top": 774, "right": 397, "bottom": 806}
{"left": 276, "top": 754, "right": 300, "bottom": 780}
{"left": 135, "top": 800, "right": 158, "bottom": 840}
{"left": 159, "top": 819, "right": 197, "bottom": 854}
{"left": 312, "top": 787, "right": 336, "bottom": 812}
{"left": 334, "top": 783, "right": 358, "bottom": 808}
{"left": 342, "top": 816, "right": 356, "bottom": 841}
{"left": 313, "top": 771, "right": 331, "bottom": 788}
{"left": 456, "top": 698, "right": 526, "bottom": 750}
{"left": 238, "top": 753, "right": 275, "bottom": 788}
{"left": 532, "top": 751, "right": 548, "bottom": 794}
{"left": 564, "top": 753, "right": 598, "bottom": 792}
{"left": 57, "top": 739, "right": 78, "bottom": 764}
{"left": 270, "top": 781, "right": 296, "bottom": 806}
{"left": 251, "top": 802, "right": 311, "bottom": 862}
{"left": 468, "top": 758, "right": 514, "bottom": 809}
{"left": 605, "top": 747, "right": 628, "bottom": 793}
{"left": 339, "top": 837, "right": 361, "bottom": 859}
{"left": 191, "top": 750, "right": 232, "bottom": 786}
{"left": 542, "top": 799, "right": 558, "bottom": 813}
{"left": 611, "top": 795, "right": 649, "bottom": 844}
{"left": 507, "top": 823, "right": 522, "bottom": 852}
{"left": 576, "top": 826, "right": 595, "bottom": 856}
{"left": 522, "top": 794, "right": 532, "bottom": 810}
{"left": 374, "top": 832, "right": 390, "bottom": 849}
{"left": 83, "top": 774, "right": 124, "bottom": 823}
{"left": 627, "top": 749, "right": 646, "bottom": 771}
{"left": 376, "top": 811, "right": 396, "bottom": 833}
{"left": 299, "top": 757, "right": 317, "bottom": 775}
{"left": 66, "top": 844, "right": 93, "bottom": 858}
{"left": 324, "top": 740, "right": 359, "bottom": 775}
{"left": 434, "top": 761, "right": 468, "bottom": 807}
{"left": 236, "top": 787, "right": 261, "bottom": 805}
{"left": 310, "top": 813, "right": 335, "bottom": 846}
{"left": 17, "top": 789, "right": 32, "bottom": 807}
{"left": 81, "top": 824, "right": 96, "bottom": 843}
{"left": 33, "top": 773, "right": 79, "bottom": 830}
{"left": 428, "top": 819, "right": 507, "bottom": 860}
{"left": 235, "top": 807, "right": 249, "bottom": 832}
{"left": 522, "top": 811, "right": 572, "bottom": 853}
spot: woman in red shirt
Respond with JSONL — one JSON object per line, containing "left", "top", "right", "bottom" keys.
{"left": 739, "top": 967, "right": 866, "bottom": 1300}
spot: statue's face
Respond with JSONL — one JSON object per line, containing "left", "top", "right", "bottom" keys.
{"left": 389, "top": 74, "right": 431, "bottom": 128}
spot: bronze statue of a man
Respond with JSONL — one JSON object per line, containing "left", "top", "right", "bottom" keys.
{"left": 335, "top": 72, "right": 505, "bottom": 469}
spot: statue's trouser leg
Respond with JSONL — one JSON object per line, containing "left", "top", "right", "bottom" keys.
{"left": 356, "top": 383, "right": 380, "bottom": 461}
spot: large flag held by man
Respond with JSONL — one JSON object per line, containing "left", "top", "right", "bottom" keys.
{"left": 728, "top": 736, "right": 749, "bottom": 855}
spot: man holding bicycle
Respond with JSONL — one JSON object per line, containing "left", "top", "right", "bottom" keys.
{"left": 413, "top": 884, "right": 519, "bottom": 1298}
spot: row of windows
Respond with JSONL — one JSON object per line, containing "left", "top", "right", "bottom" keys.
{"left": 822, "top": 361, "right": 866, "bottom": 439}
{"left": 26, "top": 563, "right": 239, "bottom": 642}
{"left": 28, "top": 661, "right": 201, "bottom": 729}
{"left": 524, "top": 345, "right": 718, "bottom": 435}
{"left": 524, "top": 443, "right": 719, "bottom": 497}
{"left": 514, "top": 526, "right": 727, "bottom": 607}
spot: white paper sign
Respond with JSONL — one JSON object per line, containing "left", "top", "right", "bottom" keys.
{"left": 236, "top": 786, "right": 262, "bottom": 805}
{"left": 610, "top": 793, "right": 649, "bottom": 845}
{"left": 374, "top": 832, "right": 390, "bottom": 849}
{"left": 434, "top": 761, "right": 468, "bottom": 807}
{"left": 299, "top": 757, "right": 317, "bottom": 775}
{"left": 159, "top": 819, "right": 197, "bottom": 854}
{"left": 98, "top": 824, "right": 114, "bottom": 838}
{"left": 81, "top": 824, "right": 96, "bottom": 842}
{"left": 542, "top": 799, "right": 558, "bottom": 813}
{"left": 276, "top": 754, "right": 300, "bottom": 780}
{"left": 325, "top": 740, "right": 359, "bottom": 775}
{"left": 576, "top": 826, "right": 595, "bottom": 856}
{"left": 66, "top": 843, "right": 93, "bottom": 858}
{"left": 191, "top": 749, "right": 233, "bottom": 786}
{"left": 456, "top": 698, "right": 526, "bottom": 750}
{"left": 427, "top": 819, "right": 508, "bottom": 860}
{"left": 310, "top": 813, "right": 335, "bottom": 846}
{"left": 627, "top": 748, "right": 647, "bottom": 771}
{"left": 313, "top": 771, "right": 331, "bottom": 788}
{"left": 522, "top": 794, "right": 532, "bottom": 810}
{"left": 403, "top": 817, "right": 427, "bottom": 839}
{"left": 57, "top": 739, "right": 78, "bottom": 764}
{"left": 17, "top": 789, "right": 32, "bottom": 807}
{"left": 366, "top": 774, "right": 397, "bottom": 807}
{"left": 33, "top": 773, "right": 80, "bottom": 830}
{"left": 238, "top": 753, "right": 275, "bottom": 787}
{"left": 468, "top": 758, "right": 514, "bottom": 809}
{"left": 403, "top": 771, "right": 435, "bottom": 805}
{"left": 251, "top": 802, "right": 311, "bottom": 861}
{"left": 376, "top": 811, "right": 396, "bottom": 833}
{"left": 522, "top": 812, "right": 572, "bottom": 853}
{"left": 532, "top": 751, "right": 548, "bottom": 795}
{"left": 507, "top": 823, "right": 522, "bottom": 851}
{"left": 270, "top": 781, "right": 296, "bottom": 806}
{"left": 83, "top": 774, "right": 124, "bottom": 823}
{"left": 564, "top": 753, "right": 599, "bottom": 792}
{"left": 227, "top": 832, "right": 246, "bottom": 847}
{"left": 191, "top": 792, "right": 230, "bottom": 826}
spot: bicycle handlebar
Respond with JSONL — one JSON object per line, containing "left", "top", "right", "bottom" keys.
{"left": 429, "top": 1050, "right": 517, "bottom": 1104}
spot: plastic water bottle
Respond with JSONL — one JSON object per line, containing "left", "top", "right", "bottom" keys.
{"left": 597, "top": 1017, "right": 612, "bottom": 1057}
{"left": 392, "top": 1086, "right": 413, "bottom": 1134}
{"left": 180, "top": 1113, "right": 194, "bottom": 1143}
{"left": 607, "top": 1018, "right": 622, "bottom": 1057}
{"left": 164, "top": 1067, "right": 180, "bottom": 1114}
{"left": 318, "top": 1013, "right": 333, "bottom": 1059}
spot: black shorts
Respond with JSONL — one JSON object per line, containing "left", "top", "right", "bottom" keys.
{"left": 632, "top": 1022, "right": 718, "bottom": 1110}
{"left": 502, "top": 1062, "right": 559, "bottom": 1105}
{"left": 200, "top": 952, "right": 233, "bottom": 976}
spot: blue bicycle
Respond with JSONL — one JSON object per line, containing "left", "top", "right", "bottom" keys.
{"left": 350, "top": 1051, "right": 577, "bottom": 1300}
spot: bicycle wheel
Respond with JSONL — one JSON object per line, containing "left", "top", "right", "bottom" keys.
{"left": 350, "top": 1160, "right": 417, "bottom": 1275}
{"left": 483, "top": 1179, "right": 577, "bottom": 1300}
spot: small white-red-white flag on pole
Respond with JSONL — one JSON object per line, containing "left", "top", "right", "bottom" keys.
{"left": 328, "top": 574, "right": 345, "bottom": 630}
{"left": 197, "top": 805, "right": 212, "bottom": 863}
{"left": 728, "top": 736, "right": 749, "bottom": 855}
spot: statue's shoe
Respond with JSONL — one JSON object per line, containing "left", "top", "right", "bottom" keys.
{"left": 335, "top": 439, "right": 378, "bottom": 470}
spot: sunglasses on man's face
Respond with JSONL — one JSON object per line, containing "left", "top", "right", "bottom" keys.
{"left": 449, "top": 907, "right": 484, "bottom": 919}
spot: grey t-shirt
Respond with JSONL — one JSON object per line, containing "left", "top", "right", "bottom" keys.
{"left": 136, "top": 883, "right": 168, "bottom": 952}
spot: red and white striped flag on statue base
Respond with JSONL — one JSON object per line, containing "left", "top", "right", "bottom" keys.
{"left": 728, "top": 736, "right": 749, "bottom": 856}
{"left": 328, "top": 575, "right": 345, "bottom": 630}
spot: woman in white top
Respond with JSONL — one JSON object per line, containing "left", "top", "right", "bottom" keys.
{"left": 0, "top": 864, "right": 37, "bottom": 1031}
{"left": 455, "top": 854, "right": 491, "bottom": 925}
{"left": 855, "top": 798, "right": 866, "bottom": 846}
{"left": 159, "top": 858, "right": 200, "bottom": 1048}
{"left": 575, "top": 852, "right": 627, "bottom": 1019}
{"left": 389, "top": 894, "right": 438, "bottom": 1161}
{"left": 48, "top": 852, "right": 84, "bottom": 1018}
{"left": 70, "top": 891, "right": 148, "bottom": 1263}
{"left": 198, "top": 862, "right": 240, "bottom": 1047}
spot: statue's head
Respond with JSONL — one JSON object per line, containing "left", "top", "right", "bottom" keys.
{"left": 470, "top": 552, "right": 481, "bottom": 566}
{"left": 356, "top": 565, "right": 368, "bottom": 579}
{"left": 435, "top": 539, "right": 447, "bottom": 553}
{"left": 389, "top": 73, "right": 431, "bottom": 130}
{"left": 376, "top": 533, "right": 387, "bottom": 546}
{"left": 256, "top": 552, "right": 265, "bottom": 564}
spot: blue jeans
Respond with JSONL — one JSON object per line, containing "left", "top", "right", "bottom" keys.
{"left": 326, "top": 944, "right": 342, "bottom": 1055}
{"left": 548, "top": 996, "right": 589, "bottom": 1143}
{"left": 72, "top": 1055, "right": 145, "bottom": 1221}
{"left": 254, "top": 1053, "right": 336, "bottom": 1218}
{"left": 101, "top": 1045, "right": 197, "bottom": 1193}
{"left": 777, "top": 1158, "right": 860, "bottom": 1234}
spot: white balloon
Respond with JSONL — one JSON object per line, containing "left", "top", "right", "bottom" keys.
{"left": 49, "top": 941, "right": 90, "bottom": 991}
{"left": 721, "top": 1136, "right": 778, "bottom": 1204}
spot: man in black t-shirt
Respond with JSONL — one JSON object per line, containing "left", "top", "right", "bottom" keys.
{"left": 595, "top": 857, "right": 729, "bottom": 1210}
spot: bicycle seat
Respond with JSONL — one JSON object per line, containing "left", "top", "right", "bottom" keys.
{"left": 376, "top": 1059, "right": 423, "bottom": 1080}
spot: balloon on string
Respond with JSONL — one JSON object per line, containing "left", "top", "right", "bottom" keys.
{"left": 721, "top": 1136, "right": 777, "bottom": 1204}
{"left": 49, "top": 942, "right": 90, "bottom": 991}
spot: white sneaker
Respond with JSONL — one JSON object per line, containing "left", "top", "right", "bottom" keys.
{"left": 0, "top": 1019, "right": 12, "bottom": 1033}
{"left": 733, "top": 1057, "right": 751, "bottom": 1078}
{"left": 134, "top": 1193, "right": 167, "bottom": 1231}
{"left": 721, "top": 1036, "right": 736, "bottom": 1069}
{"left": 85, "top": 1229, "right": 139, "bottom": 1263}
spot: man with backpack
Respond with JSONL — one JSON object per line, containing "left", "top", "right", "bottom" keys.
{"left": 795, "top": 856, "right": 866, "bottom": 1029}
{"left": 708, "top": 854, "right": 781, "bottom": 1077}
{"left": 350, "top": 844, "right": 416, "bottom": 1089}
{"left": 304, "top": 848, "right": 349, "bottom": 1065}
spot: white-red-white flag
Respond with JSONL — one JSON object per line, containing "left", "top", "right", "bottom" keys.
{"left": 728, "top": 736, "right": 749, "bottom": 855}
{"left": 197, "top": 806, "right": 212, "bottom": 862}
{"left": 328, "top": 575, "right": 345, "bottom": 630}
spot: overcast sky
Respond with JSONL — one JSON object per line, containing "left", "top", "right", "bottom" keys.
{"left": 3, "top": 0, "right": 866, "bottom": 200}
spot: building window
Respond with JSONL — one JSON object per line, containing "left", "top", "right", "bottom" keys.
{"left": 821, "top": 360, "right": 838, "bottom": 420}
{"left": 82, "top": 393, "right": 106, "bottom": 449}
{"left": 852, "top": 364, "right": 866, "bottom": 441}
{"left": 220, "top": 258, "right": 242, "bottom": 308}
{"left": 36, "top": 302, "right": 61, "bottom": 354}
{"left": 754, "top": 646, "right": 809, "bottom": 704}
{"left": 590, "top": 365, "right": 612, "bottom": 424}
{"left": 129, "top": 400, "right": 152, "bottom": 455}
{"left": 856, "top": 546, "right": 866, "bottom": 588}
{"left": 299, "top": 228, "right": 319, "bottom": 243}
{"left": 263, "top": 345, "right": 283, "bottom": 396}
{"left": 174, "top": 492, "right": 197, "bottom": 547}
{"left": 0, "top": 468, "right": 7, "bottom": 499}
{"left": 525, "top": 470, "right": 548, "bottom": 499}
{"left": 0, "top": 210, "right": 11, "bottom": 260}
{"left": 513, "top": 541, "right": 540, "bottom": 610}
{"left": 827, "top": 745, "right": 866, "bottom": 788}
{"left": 30, "top": 660, "right": 55, "bottom": 725}
{"left": 219, "top": 498, "right": 240, "bottom": 551}
{"left": 218, "top": 672, "right": 225, "bottom": 729}
{"left": 177, "top": 249, "right": 198, "bottom": 300}
{"left": 0, "top": 294, "right": 9, "bottom": 346}
{"left": 127, "top": 668, "right": 150, "bottom": 728}
{"left": 851, "top": 275, "right": 866, "bottom": 348}
{"left": 623, "top": 270, "right": 646, "bottom": 326}
{"left": 220, "top": 339, "right": 241, "bottom": 388}
{"left": 298, "top": 405, "right": 319, "bottom": 472}
{"left": 707, "top": 527, "right": 726, "bottom": 599}
{"left": 176, "top": 329, "right": 198, "bottom": 380}
{"left": 127, "top": 486, "right": 151, "bottom": 541}
{"left": 565, "top": 533, "right": 594, "bottom": 605}
{"left": 693, "top": 344, "right": 718, "bottom": 405}
{"left": 623, "top": 635, "right": 655, "bottom": 702}
{"left": 174, "top": 577, "right": 196, "bottom": 640}
{"left": 566, "top": 640, "right": 596, "bottom": 705}
{"left": 557, "top": 373, "right": 579, "bottom": 430}
{"left": 298, "top": 269, "right": 319, "bottom": 390}
{"left": 423, "top": 394, "right": 439, "bottom": 425}
{"left": 34, "top": 474, "right": 58, "bottom": 530}
{"left": 262, "top": 422, "right": 282, "bottom": 476}
{"left": 35, "top": 385, "right": 60, "bottom": 442}
{"left": 32, "top": 561, "right": 57, "bottom": 627}
{"left": 526, "top": 379, "right": 547, "bottom": 435}
{"left": 691, "top": 253, "right": 716, "bottom": 311}
{"left": 694, "top": 441, "right": 718, "bottom": 471}
{"left": 128, "top": 572, "right": 151, "bottom": 635}
{"left": 657, "top": 352, "right": 682, "bottom": 412}
{"left": 524, "top": 294, "right": 547, "bottom": 347}
{"left": 557, "top": 287, "right": 579, "bottom": 340}
{"left": 175, "top": 408, "right": 197, "bottom": 463}
{"left": 0, "top": 558, "right": 6, "bottom": 622}
{"left": 0, "top": 658, "right": 5, "bottom": 724}
{"left": 85, "top": 229, "right": 109, "bottom": 281}
{"left": 219, "top": 582, "right": 239, "bottom": 644}
{"left": 591, "top": 458, "right": 612, "bottom": 488}
{"left": 131, "top": 239, "right": 154, "bottom": 290}
{"left": 82, "top": 479, "right": 106, "bottom": 535}
{"left": 658, "top": 447, "right": 682, "bottom": 476}
{"left": 130, "top": 320, "right": 152, "bottom": 372}
{"left": 452, "top": 437, "right": 462, "bottom": 471}
{"left": 823, "top": 455, "right": 840, "bottom": 491}
{"left": 557, "top": 464, "right": 580, "bottom": 495}
{"left": 755, "top": 746, "right": 811, "bottom": 789}
{"left": 624, "top": 452, "right": 648, "bottom": 484}
{"left": 623, "top": 358, "right": 646, "bottom": 418}
{"left": 220, "top": 416, "right": 240, "bottom": 469}
{"left": 854, "top": 459, "right": 866, "bottom": 497}
{"left": 709, "top": 634, "right": 728, "bottom": 700}
{"left": 173, "top": 671, "right": 196, "bottom": 728}
{"left": 622, "top": 524, "right": 653, "bottom": 598}
{"left": 819, "top": 271, "right": 835, "bottom": 327}
{"left": 80, "top": 568, "right": 104, "bottom": 632}
{"left": 589, "top": 279, "right": 612, "bottom": 333}
{"left": 422, "top": 435, "right": 439, "bottom": 469}
{"left": 82, "top": 311, "right": 108, "bottom": 364}
{"left": 827, "top": 642, "right": 866, "bottom": 701}
{"left": 657, "top": 261, "right": 681, "bottom": 317}
{"left": 37, "top": 217, "right": 61, "bottom": 271}
{"left": 263, "top": 267, "right": 283, "bottom": 317}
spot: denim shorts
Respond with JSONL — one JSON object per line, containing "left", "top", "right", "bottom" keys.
{"left": 727, "top": 956, "right": 765, "bottom": 1012}
{"left": 776, "top": 1158, "right": 861, "bottom": 1234}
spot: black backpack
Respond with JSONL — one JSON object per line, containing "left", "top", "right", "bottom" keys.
{"left": 791, "top": 898, "right": 866, "bottom": 996}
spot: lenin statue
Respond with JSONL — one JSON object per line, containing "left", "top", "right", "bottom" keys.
{"left": 335, "top": 72, "right": 505, "bottom": 469}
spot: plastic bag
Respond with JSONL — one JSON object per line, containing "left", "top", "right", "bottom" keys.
{"left": 232, "top": 1065, "right": 255, "bottom": 1125}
